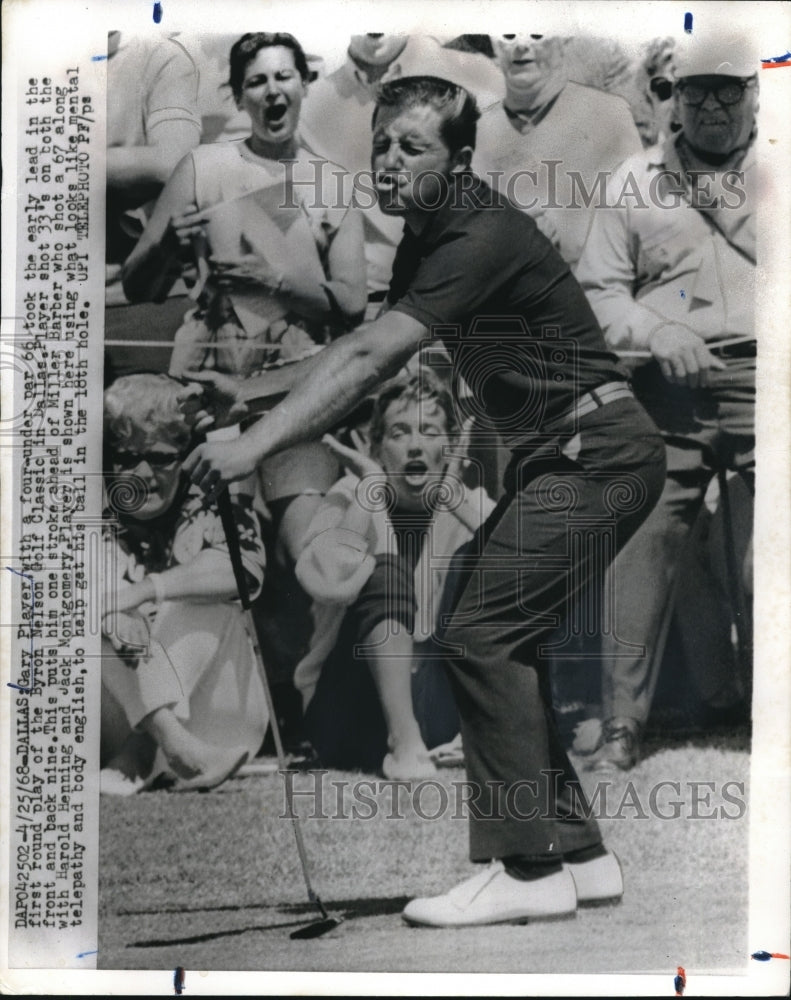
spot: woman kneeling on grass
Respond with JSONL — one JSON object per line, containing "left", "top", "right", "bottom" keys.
{"left": 100, "top": 373, "right": 268, "bottom": 794}
{"left": 293, "top": 369, "right": 494, "bottom": 780}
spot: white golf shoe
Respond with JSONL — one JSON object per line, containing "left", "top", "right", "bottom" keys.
{"left": 565, "top": 849, "right": 623, "bottom": 906}
{"left": 402, "top": 861, "right": 577, "bottom": 927}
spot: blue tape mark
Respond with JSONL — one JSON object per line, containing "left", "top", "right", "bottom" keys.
{"left": 762, "top": 51, "right": 791, "bottom": 64}
{"left": 6, "top": 567, "right": 36, "bottom": 692}
{"left": 153, "top": 2, "right": 163, "bottom": 23}
{"left": 680, "top": 289, "right": 686, "bottom": 299}
{"left": 91, "top": 54, "right": 108, "bottom": 61}
{"left": 684, "top": 12, "right": 693, "bottom": 34}
{"left": 76, "top": 949, "right": 98, "bottom": 959}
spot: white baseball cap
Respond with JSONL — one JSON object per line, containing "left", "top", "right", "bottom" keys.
{"left": 673, "top": 33, "right": 758, "bottom": 79}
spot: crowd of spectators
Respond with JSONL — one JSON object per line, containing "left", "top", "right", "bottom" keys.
{"left": 101, "top": 28, "right": 755, "bottom": 793}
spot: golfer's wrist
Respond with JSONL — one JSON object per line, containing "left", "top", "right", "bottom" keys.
{"left": 241, "top": 427, "right": 271, "bottom": 472}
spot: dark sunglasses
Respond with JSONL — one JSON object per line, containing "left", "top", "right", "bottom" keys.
{"left": 676, "top": 78, "right": 755, "bottom": 106}
{"left": 649, "top": 77, "right": 673, "bottom": 102}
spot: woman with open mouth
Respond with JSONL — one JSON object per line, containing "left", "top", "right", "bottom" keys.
{"left": 121, "top": 33, "right": 368, "bottom": 655}
{"left": 122, "top": 31, "right": 366, "bottom": 376}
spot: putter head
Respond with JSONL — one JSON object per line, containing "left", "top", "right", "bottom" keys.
{"left": 290, "top": 916, "right": 343, "bottom": 940}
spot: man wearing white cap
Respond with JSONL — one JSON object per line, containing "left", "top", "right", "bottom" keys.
{"left": 474, "top": 33, "right": 643, "bottom": 269}
{"left": 575, "top": 34, "right": 758, "bottom": 769}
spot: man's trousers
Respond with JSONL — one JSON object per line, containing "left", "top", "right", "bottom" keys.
{"left": 440, "top": 395, "right": 666, "bottom": 862}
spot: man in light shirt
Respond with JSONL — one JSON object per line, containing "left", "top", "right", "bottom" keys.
{"left": 576, "top": 35, "right": 757, "bottom": 770}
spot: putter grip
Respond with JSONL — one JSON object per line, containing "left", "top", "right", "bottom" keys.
{"left": 216, "top": 488, "right": 252, "bottom": 610}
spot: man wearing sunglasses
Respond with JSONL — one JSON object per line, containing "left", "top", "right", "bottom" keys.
{"left": 576, "top": 36, "right": 758, "bottom": 770}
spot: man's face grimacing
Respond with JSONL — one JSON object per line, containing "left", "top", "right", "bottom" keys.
{"left": 676, "top": 75, "right": 757, "bottom": 157}
{"left": 374, "top": 397, "right": 450, "bottom": 511}
{"left": 371, "top": 103, "right": 472, "bottom": 223}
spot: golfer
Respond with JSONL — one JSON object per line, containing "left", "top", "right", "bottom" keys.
{"left": 184, "top": 75, "right": 666, "bottom": 926}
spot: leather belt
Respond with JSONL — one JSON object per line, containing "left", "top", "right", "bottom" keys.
{"left": 548, "top": 381, "right": 634, "bottom": 429}
{"left": 712, "top": 339, "right": 756, "bottom": 360}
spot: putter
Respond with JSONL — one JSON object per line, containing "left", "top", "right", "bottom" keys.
{"left": 216, "top": 487, "right": 342, "bottom": 940}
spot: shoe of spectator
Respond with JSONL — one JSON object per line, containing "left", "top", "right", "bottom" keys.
{"left": 287, "top": 740, "right": 324, "bottom": 771}
{"left": 382, "top": 747, "right": 438, "bottom": 781}
{"left": 100, "top": 768, "right": 146, "bottom": 796}
{"left": 587, "top": 717, "right": 640, "bottom": 771}
{"left": 171, "top": 746, "right": 249, "bottom": 792}
{"left": 566, "top": 849, "right": 623, "bottom": 906}
{"left": 402, "top": 861, "right": 576, "bottom": 927}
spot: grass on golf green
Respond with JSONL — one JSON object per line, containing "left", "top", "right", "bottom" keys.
{"left": 99, "top": 731, "right": 750, "bottom": 976}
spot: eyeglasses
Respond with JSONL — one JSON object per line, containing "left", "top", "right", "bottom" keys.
{"left": 112, "top": 450, "right": 182, "bottom": 470}
{"left": 676, "top": 78, "right": 755, "bottom": 107}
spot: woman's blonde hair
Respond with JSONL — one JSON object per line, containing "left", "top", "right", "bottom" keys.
{"left": 104, "top": 373, "right": 191, "bottom": 454}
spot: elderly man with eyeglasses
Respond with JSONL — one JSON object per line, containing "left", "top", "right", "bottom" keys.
{"left": 575, "top": 35, "right": 758, "bottom": 770}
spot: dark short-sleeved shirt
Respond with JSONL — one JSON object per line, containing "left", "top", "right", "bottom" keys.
{"left": 388, "top": 176, "right": 627, "bottom": 448}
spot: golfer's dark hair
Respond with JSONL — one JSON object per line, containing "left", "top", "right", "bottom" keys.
{"left": 228, "top": 32, "right": 310, "bottom": 100}
{"left": 369, "top": 368, "right": 458, "bottom": 452}
{"left": 373, "top": 75, "right": 480, "bottom": 153}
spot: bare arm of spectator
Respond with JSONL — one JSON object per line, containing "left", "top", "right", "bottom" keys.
{"left": 121, "top": 152, "right": 198, "bottom": 302}
{"left": 109, "top": 488, "right": 265, "bottom": 612}
{"left": 124, "top": 163, "right": 367, "bottom": 325}
{"left": 100, "top": 546, "right": 238, "bottom": 661}
{"left": 107, "top": 37, "right": 201, "bottom": 193}
{"left": 107, "top": 121, "right": 201, "bottom": 192}
{"left": 208, "top": 203, "right": 368, "bottom": 325}
{"left": 110, "top": 548, "right": 238, "bottom": 613}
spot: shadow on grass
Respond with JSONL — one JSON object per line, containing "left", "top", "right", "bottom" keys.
{"left": 128, "top": 895, "right": 410, "bottom": 948}
{"left": 129, "top": 917, "right": 314, "bottom": 947}
{"left": 641, "top": 725, "right": 751, "bottom": 762}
